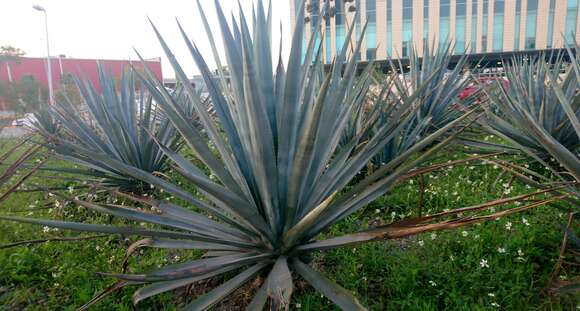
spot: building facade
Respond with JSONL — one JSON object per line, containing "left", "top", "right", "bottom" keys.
{"left": 0, "top": 56, "right": 162, "bottom": 92}
{"left": 290, "top": 0, "right": 580, "bottom": 62}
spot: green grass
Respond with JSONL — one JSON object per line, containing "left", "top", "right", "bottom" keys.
{"left": 0, "top": 139, "right": 578, "bottom": 310}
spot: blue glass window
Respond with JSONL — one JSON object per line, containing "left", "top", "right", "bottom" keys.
{"left": 471, "top": 0, "right": 478, "bottom": 52}
{"left": 403, "top": 0, "right": 413, "bottom": 57}
{"left": 424, "top": 0, "right": 429, "bottom": 46}
{"left": 525, "top": 0, "right": 537, "bottom": 49}
{"left": 492, "top": 0, "right": 504, "bottom": 51}
{"left": 335, "top": 0, "right": 346, "bottom": 54}
{"left": 565, "top": 0, "right": 578, "bottom": 42}
{"left": 366, "top": 0, "right": 377, "bottom": 59}
{"left": 482, "top": 0, "right": 488, "bottom": 52}
{"left": 440, "top": 0, "right": 451, "bottom": 44}
{"left": 387, "top": 0, "right": 393, "bottom": 55}
{"left": 455, "top": 0, "right": 467, "bottom": 53}
{"left": 547, "top": 0, "right": 556, "bottom": 48}
{"left": 355, "top": 0, "right": 362, "bottom": 60}
{"left": 325, "top": 15, "right": 332, "bottom": 62}
{"left": 514, "top": 0, "right": 521, "bottom": 50}
{"left": 309, "top": 1, "right": 322, "bottom": 61}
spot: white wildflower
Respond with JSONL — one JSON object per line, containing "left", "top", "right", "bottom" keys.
{"left": 418, "top": 240, "right": 424, "bottom": 247}
{"left": 428, "top": 280, "right": 437, "bottom": 287}
{"left": 430, "top": 233, "right": 437, "bottom": 240}
{"left": 522, "top": 217, "right": 529, "bottom": 226}
{"left": 497, "top": 247, "right": 506, "bottom": 254}
{"left": 42, "top": 226, "right": 50, "bottom": 233}
{"left": 480, "top": 259, "right": 489, "bottom": 268}
{"left": 505, "top": 222, "right": 512, "bottom": 231}
{"left": 462, "top": 231, "right": 469, "bottom": 237}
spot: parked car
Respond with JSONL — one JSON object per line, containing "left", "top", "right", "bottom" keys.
{"left": 458, "top": 76, "right": 509, "bottom": 101}
{"left": 11, "top": 113, "right": 38, "bottom": 127}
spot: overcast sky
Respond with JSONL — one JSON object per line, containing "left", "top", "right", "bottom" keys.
{"left": 0, "top": 0, "right": 292, "bottom": 79}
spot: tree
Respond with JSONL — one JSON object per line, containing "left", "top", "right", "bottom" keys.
{"left": 0, "top": 75, "right": 47, "bottom": 115}
{"left": 0, "top": 45, "right": 25, "bottom": 62}
{"left": 0, "top": 46, "right": 25, "bottom": 83}
{"left": 13, "top": 75, "right": 46, "bottom": 114}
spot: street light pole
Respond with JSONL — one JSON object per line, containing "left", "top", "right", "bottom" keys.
{"left": 33, "top": 5, "right": 54, "bottom": 106}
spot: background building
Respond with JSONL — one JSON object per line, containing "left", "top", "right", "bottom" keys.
{"left": 0, "top": 56, "right": 162, "bottom": 92}
{"left": 290, "top": 0, "right": 580, "bottom": 63}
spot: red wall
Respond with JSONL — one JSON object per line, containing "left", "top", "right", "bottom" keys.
{"left": 0, "top": 56, "right": 163, "bottom": 92}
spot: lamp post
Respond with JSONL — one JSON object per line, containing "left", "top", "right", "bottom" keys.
{"left": 32, "top": 4, "right": 54, "bottom": 106}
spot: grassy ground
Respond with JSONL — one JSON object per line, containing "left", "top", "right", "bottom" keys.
{"left": 0, "top": 138, "right": 578, "bottom": 310}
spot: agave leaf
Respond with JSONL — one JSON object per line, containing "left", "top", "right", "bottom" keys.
{"left": 245, "top": 280, "right": 268, "bottom": 311}
{"left": 129, "top": 238, "right": 250, "bottom": 252}
{"left": 110, "top": 189, "right": 258, "bottom": 241}
{"left": 297, "top": 194, "right": 566, "bottom": 253}
{"left": 132, "top": 263, "right": 245, "bottom": 305}
{"left": 148, "top": 20, "right": 241, "bottom": 184}
{"left": 551, "top": 281, "right": 580, "bottom": 295}
{"left": 0, "top": 216, "right": 209, "bottom": 240}
{"left": 175, "top": 20, "right": 254, "bottom": 199}
{"left": 0, "top": 144, "right": 41, "bottom": 185}
{"left": 181, "top": 262, "right": 269, "bottom": 311}
{"left": 265, "top": 256, "right": 293, "bottom": 310}
{"left": 77, "top": 281, "right": 139, "bottom": 311}
{"left": 65, "top": 195, "right": 253, "bottom": 246}
{"left": 545, "top": 65, "right": 580, "bottom": 140}
{"left": 291, "top": 258, "right": 367, "bottom": 311}
{"left": 56, "top": 139, "right": 269, "bottom": 237}
{"left": 105, "top": 253, "right": 273, "bottom": 283}
{"left": 194, "top": 0, "right": 230, "bottom": 96}
{"left": 133, "top": 50, "right": 245, "bottom": 197}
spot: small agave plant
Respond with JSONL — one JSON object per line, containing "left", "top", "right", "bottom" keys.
{"left": 480, "top": 52, "right": 580, "bottom": 158}
{"left": 35, "top": 66, "right": 185, "bottom": 192}
{"left": 1, "top": 1, "right": 555, "bottom": 310}
{"left": 371, "top": 43, "right": 472, "bottom": 166}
